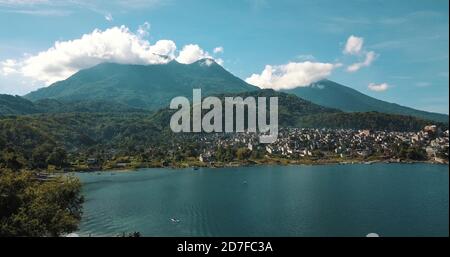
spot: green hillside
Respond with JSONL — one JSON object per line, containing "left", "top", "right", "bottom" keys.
{"left": 0, "top": 94, "right": 144, "bottom": 115}
{"left": 284, "top": 80, "right": 449, "bottom": 123}
{"left": 298, "top": 112, "right": 446, "bottom": 131}
{"left": 150, "top": 89, "right": 443, "bottom": 132}
{"left": 25, "top": 59, "right": 258, "bottom": 110}
{"left": 0, "top": 94, "right": 40, "bottom": 115}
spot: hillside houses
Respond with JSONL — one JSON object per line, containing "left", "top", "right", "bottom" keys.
{"left": 189, "top": 126, "right": 448, "bottom": 163}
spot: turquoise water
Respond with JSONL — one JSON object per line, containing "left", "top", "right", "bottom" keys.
{"left": 77, "top": 164, "right": 449, "bottom": 237}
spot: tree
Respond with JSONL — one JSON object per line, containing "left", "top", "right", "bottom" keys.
{"left": 251, "top": 148, "right": 264, "bottom": 159}
{"left": 46, "top": 148, "right": 67, "bottom": 169}
{"left": 0, "top": 170, "right": 84, "bottom": 237}
{"left": 31, "top": 143, "right": 54, "bottom": 169}
{"left": 1, "top": 148, "right": 26, "bottom": 171}
{"left": 406, "top": 147, "right": 427, "bottom": 161}
{"left": 236, "top": 147, "right": 251, "bottom": 160}
{"left": 312, "top": 149, "right": 324, "bottom": 158}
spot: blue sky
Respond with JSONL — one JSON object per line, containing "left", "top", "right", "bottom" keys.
{"left": 0, "top": 0, "right": 448, "bottom": 114}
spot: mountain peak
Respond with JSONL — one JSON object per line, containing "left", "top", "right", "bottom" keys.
{"left": 24, "top": 59, "right": 258, "bottom": 110}
{"left": 192, "top": 58, "right": 218, "bottom": 67}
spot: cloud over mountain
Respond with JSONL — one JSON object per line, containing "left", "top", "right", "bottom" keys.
{"left": 245, "top": 34, "right": 381, "bottom": 90}
{"left": 0, "top": 24, "right": 220, "bottom": 85}
{"left": 176, "top": 44, "right": 212, "bottom": 64}
{"left": 368, "top": 82, "right": 389, "bottom": 92}
{"left": 245, "top": 61, "right": 340, "bottom": 90}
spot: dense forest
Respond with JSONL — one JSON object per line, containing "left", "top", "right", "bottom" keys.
{"left": 297, "top": 112, "right": 444, "bottom": 131}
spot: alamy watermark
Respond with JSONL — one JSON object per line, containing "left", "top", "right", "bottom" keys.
{"left": 169, "top": 89, "right": 279, "bottom": 143}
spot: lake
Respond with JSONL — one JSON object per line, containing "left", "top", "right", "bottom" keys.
{"left": 76, "top": 164, "right": 449, "bottom": 237}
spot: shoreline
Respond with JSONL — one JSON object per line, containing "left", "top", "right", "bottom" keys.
{"left": 69, "top": 158, "right": 448, "bottom": 173}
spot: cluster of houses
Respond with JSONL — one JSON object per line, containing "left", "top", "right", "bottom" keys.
{"left": 80, "top": 125, "right": 449, "bottom": 167}
{"left": 194, "top": 125, "right": 449, "bottom": 163}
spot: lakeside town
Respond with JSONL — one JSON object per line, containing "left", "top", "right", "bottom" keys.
{"left": 195, "top": 125, "right": 448, "bottom": 164}
{"left": 74, "top": 125, "right": 449, "bottom": 171}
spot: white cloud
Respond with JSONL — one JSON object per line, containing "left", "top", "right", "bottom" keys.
{"left": 105, "top": 12, "right": 113, "bottom": 21}
{"left": 213, "top": 46, "right": 224, "bottom": 54}
{"left": 343, "top": 35, "right": 364, "bottom": 55}
{"left": 368, "top": 82, "right": 389, "bottom": 92}
{"left": 245, "top": 61, "right": 340, "bottom": 90}
{"left": 3, "top": 25, "right": 177, "bottom": 85}
{"left": 176, "top": 44, "right": 212, "bottom": 64}
{"left": 343, "top": 35, "right": 377, "bottom": 72}
{"left": 347, "top": 51, "right": 376, "bottom": 72}
{"left": 137, "top": 21, "right": 150, "bottom": 38}
{"left": 1, "top": 24, "right": 222, "bottom": 88}
{"left": 0, "top": 59, "right": 19, "bottom": 76}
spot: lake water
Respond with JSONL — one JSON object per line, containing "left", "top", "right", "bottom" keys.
{"left": 76, "top": 164, "right": 449, "bottom": 237}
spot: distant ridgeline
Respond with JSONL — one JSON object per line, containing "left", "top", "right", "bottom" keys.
{"left": 4, "top": 89, "right": 445, "bottom": 127}
{"left": 150, "top": 89, "right": 447, "bottom": 132}
{"left": 283, "top": 80, "right": 449, "bottom": 123}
